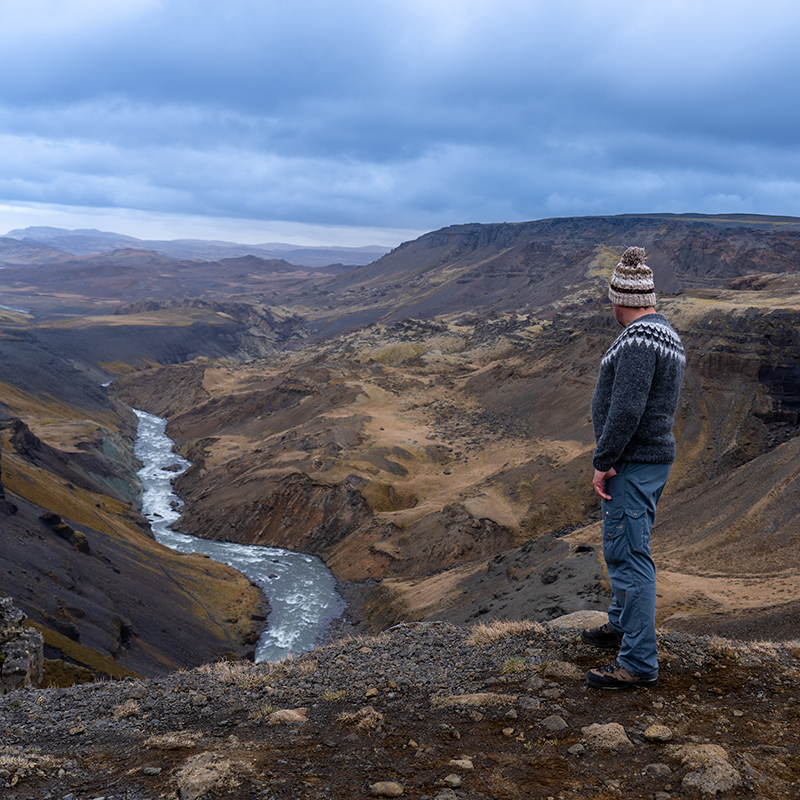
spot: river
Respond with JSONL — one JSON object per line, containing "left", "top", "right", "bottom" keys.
{"left": 133, "top": 408, "right": 345, "bottom": 662}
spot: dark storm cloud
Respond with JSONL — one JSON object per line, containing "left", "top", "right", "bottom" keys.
{"left": 1, "top": 0, "right": 800, "bottom": 243}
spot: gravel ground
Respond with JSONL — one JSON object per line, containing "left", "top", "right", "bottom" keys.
{"left": 2, "top": 615, "right": 799, "bottom": 799}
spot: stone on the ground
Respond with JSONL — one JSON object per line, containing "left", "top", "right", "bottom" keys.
{"left": 369, "top": 780, "right": 404, "bottom": 797}
{"left": 548, "top": 610, "right": 608, "bottom": 631}
{"left": 267, "top": 707, "right": 308, "bottom": 725}
{"left": 644, "top": 724, "right": 673, "bottom": 742}
{"left": 540, "top": 714, "right": 568, "bottom": 732}
{"left": 581, "top": 722, "right": 634, "bottom": 751}
{"left": 670, "top": 744, "right": 742, "bottom": 795}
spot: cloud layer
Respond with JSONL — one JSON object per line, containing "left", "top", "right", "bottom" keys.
{"left": 2, "top": 0, "right": 799, "bottom": 244}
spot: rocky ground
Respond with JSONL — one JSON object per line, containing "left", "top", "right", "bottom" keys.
{"left": 2, "top": 612, "right": 798, "bottom": 800}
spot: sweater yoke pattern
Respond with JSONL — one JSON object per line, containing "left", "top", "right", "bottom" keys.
{"left": 591, "top": 314, "right": 686, "bottom": 470}
{"left": 601, "top": 319, "right": 685, "bottom": 369}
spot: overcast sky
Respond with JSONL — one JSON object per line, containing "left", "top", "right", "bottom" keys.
{"left": 1, "top": 0, "right": 799, "bottom": 247}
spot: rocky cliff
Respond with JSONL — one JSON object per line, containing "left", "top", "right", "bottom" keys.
{"left": 0, "top": 598, "right": 43, "bottom": 694}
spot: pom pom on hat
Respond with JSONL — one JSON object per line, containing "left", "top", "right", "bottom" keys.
{"left": 620, "top": 246, "right": 647, "bottom": 267}
{"left": 608, "top": 246, "right": 656, "bottom": 307}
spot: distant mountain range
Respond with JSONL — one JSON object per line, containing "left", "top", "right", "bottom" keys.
{"left": 3, "top": 226, "right": 390, "bottom": 267}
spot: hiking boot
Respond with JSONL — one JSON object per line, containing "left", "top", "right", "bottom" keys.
{"left": 586, "top": 659, "right": 658, "bottom": 690}
{"left": 581, "top": 623, "right": 623, "bottom": 649}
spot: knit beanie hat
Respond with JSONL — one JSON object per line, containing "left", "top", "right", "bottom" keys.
{"left": 608, "top": 246, "right": 656, "bottom": 307}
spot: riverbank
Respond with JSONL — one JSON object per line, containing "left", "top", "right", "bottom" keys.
{"left": 2, "top": 613, "right": 798, "bottom": 799}
{"left": 316, "top": 578, "right": 374, "bottom": 645}
{"left": 134, "top": 408, "right": 345, "bottom": 663}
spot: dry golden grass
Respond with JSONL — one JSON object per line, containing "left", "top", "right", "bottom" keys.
{"left": 706, "top": 635, "right": 741, "bottom": 660}
{"left": 198, "top": 654, "right": 321, "bottom": 691}
{"left": 328, "top": 631, "right": 390, "bottom": 650}
{"left": 0, "top": 307, "right": 30, "bottom": 323}
{"left": 466, "top": 619, "right": 545, "bottom": 647}
{"left": 196, "top": 659, "right": 273, "bottom": 688}
{"left": 426, "top": 334, "right": 468, "bottom": 354}
{"left": 112, "top": 699, "right": 141, "bottom": 719}
{"left": 288, "top": 657, "right": 319, "bottom": 677}
{"left": 500, "top": 657, "right": 528, "bottom": 675}
{"left": 705, "top": 635, "right": 800, "bottom": 666}
{"left": 0, "top": 380, "right": 120, "bottom": 435}
{"left": 40, "top": 308, "right": 225, "bottom": 329}
{"left": 587, "top": 244, "right": 624, "bottom": 276}
{"left": 359, "top": 342, "right": 427, "bottom": 365}
{"left": 0, "top": 749, "right": 63, "bottom": 773}
{"left": 247, "top": 703, "right": 281, "bottom": 722}
{"left": 337, "top": 706, "right": 384, "bottom": 734}
{"left": 97, "top": 359, "right": 160, "bottom": 375}
{"left": 144, "top": 732, "right": 203, "bottom": 750}
{"left": 784, "top": 641, "right": 800, "bottom": 659}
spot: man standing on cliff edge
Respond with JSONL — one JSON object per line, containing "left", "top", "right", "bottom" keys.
{"left": 582, "top": 246, "right": 685, "bottom": 689}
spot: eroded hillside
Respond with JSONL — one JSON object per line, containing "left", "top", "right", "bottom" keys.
{"left": 113, "top": 271, "right": 800, "bottom": 641}
{"left": 294, "top": 213, "right": 800, "bottom": 334}
{"left": 0, "top": 321, "right": 264, "bottom": 681}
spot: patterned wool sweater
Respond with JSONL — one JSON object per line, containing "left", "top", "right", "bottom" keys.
{"left": 591, "top": 313, "right": 686, "bottom": 471}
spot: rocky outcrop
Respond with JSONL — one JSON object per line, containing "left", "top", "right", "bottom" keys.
{"left": 113, "top": 362, "right": 212, "bottom": 418}
{"left": 0, "top": 598, "right": 43, "bottom": 693}
{"left": 114, "top": 298, "right": 309, "bottom": 359}
{"left": 175, "top": 470, "right": 375, "bottom": 556}
{"left": 6, "top": 416, "right": 142, "bottom": 507}
{"left": 0, "top": 426, "right": 16, "bottom": 514}
{"left": 359, "top": 535, "right": 608, "bottom": 633}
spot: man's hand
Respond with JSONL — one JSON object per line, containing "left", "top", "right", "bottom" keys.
{"left": 593, "top": 467, "right": 618, "bottom": 500}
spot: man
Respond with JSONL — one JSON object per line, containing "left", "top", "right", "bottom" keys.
{"left": 582, "top": 246, "right": 685, "bottom": 690}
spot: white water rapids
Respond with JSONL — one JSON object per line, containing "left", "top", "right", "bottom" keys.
{"left": 133, "top": 408, "right": 345, "bottom": 662}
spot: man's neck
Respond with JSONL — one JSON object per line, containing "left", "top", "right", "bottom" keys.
{"left": 615, "top": 305, "right": 656, "bottom": 327}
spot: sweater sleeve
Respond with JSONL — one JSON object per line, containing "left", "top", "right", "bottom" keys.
{"left": 592, "top": 339, "right": 657, "bottom": 471}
